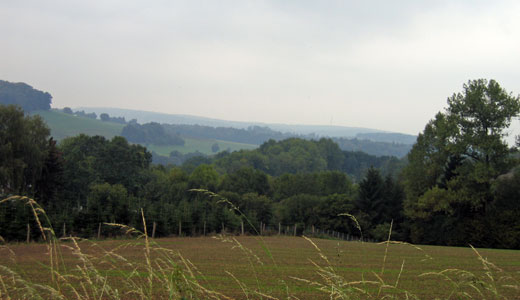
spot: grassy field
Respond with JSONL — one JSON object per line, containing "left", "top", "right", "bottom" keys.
{"left": 33, "top": 110, "right": 125, "bottom": 140}
{"left": 146, "top": 138, "right": 258, "bottom": 155}
{"left": 1, "top": 235, "right": 519, "bottom": 299}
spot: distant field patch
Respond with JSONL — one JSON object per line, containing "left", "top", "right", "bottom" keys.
{"left": 146, "top": 138, "right": 258, "bottom": 155}
{"left": 33, "top": 110, "right": 125, "bottom": 140}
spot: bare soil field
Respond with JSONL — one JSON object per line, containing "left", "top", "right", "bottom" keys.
{"left": 1, "top": 235, "right": 519, "bottom": 299}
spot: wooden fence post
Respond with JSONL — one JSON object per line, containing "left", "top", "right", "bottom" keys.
{"left": 203, "top": 221, "right": 206, "bottom": 236}
{"left": 278, "top": 222, "right": 281, "bottom": 235}
{"left": 26, "top": 224, "right": 30, "bottom": 243}
{"left": 241, "top": 220, "right": 244, "bottom": 235}
{"left": 97, "top": 223, "right": 101, "bottom": 239}
{"left": 293, "top": 224, "right": 297, "bottom": 236}
{"left": 152, "top": 222, "right": 156, "bottom": 238}
{"left": 178, "top": 220, "right": 182, "bottom": 236}
{"left": 62, "top": 223, "right": 66, "bottom": 237}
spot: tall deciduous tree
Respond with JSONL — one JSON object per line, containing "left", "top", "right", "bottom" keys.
{"left": 403, "top": 79, "right": 520, "bottom": 246}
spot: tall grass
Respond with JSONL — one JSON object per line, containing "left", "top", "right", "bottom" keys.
{"left": 0, "top": 195, "right": 229, "bottom": 299}
{"left": 1, "top": 194, "right": 519, "bottom": 299}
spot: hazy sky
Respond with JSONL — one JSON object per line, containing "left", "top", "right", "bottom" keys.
{"left": 2, "top": 1, "right": 520, "bottom": 135}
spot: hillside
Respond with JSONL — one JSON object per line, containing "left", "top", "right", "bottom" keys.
{"left": 32, "top": 108, "right": 412, "bottom": 160}
{"left": 32, "top": 110, "right": 259, "bottom": 158}
{"left": 0, "top": 80, "right": 51, "bottom": 112}
{"left": 76, "top": 107, "right": 412, "bottom": 140}
{"left": 32, "top": 110, "right": 125, "bottom": 140}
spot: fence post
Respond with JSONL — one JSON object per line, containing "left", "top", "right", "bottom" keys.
{"left": 152, "top": 222, "right": 156, "bottom": 238}
{"left": 26, "top": 224, "right": 30, "bottom": 243}
{"left": 62, "top": 223, "right": 66, "bottom": 237}
{"left": 203, "top": 221, "right": 206, "bottom": 236}
{"left": 97, "top": 223, "right": 101, "bottom": 239}
{"left": 260, "top": 221, "right": 263, "bottom": 235}
{"left": 241, "top": 220, "right": 244, "bottom": 235}
{"left": 278, "top": 222, "right": 281, "bottom": 235}
{"left": 178, "top": 221, "right": 182, "bottom": 237}
{"left": 293, "top": 224, "right": 297, "bottom": 236}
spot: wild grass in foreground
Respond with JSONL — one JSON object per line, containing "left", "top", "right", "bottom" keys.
{"left": 1, "top": 195, "right": 519, "bottom": 299}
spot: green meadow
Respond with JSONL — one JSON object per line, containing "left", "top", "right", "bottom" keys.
{"left": 146, "top": 138, "right": 257, "bottom": 156}
{"left": 32, "top": 110, "right": 125, "bottom": 140}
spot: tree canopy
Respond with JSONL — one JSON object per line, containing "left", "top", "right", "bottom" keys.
{"left": 0, "top": 105, "right": 52, "bottom": 196}
{"left": 0, "top": 80, "right": 52, "bottom": 112}
{"left": 122, "top": 122, "right": 185, "bottom": 145}
{"left": 403, "top": 79, "right": 520, "bottom": 246}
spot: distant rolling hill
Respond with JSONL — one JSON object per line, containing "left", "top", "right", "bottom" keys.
{"left": 356, "top": 132, "right": 417, "bottom": 145}
{"left": 32, "top": 110, "right": 258, "bottom": 155}
{"left": 76, "top": 107, "right": 414, "bottom": 141}
{"left": 34, "top": 108, "right": 414, "bottom": 159}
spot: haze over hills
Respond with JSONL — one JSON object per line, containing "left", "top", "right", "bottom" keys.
{"left": 76, "top": 107, "right": 416, "bottom": 144}
{"left": 0, "top": 79, "right": 415, "bottom": 160}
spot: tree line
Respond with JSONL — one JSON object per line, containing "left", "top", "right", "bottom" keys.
{"left": 0, "top": 80, "right": 51, "bottom": 112}
{"left": 1, "top": 79, "right": 519, "bottom": 249}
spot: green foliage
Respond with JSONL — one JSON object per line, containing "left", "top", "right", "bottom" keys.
{"left": 122, "top": 122, "right": 185, "bottom": 145}
{"left": 277, "top": 194, "right": 322, "bottom": 227}
{"left": 212, "top": 137, "right": 397, "bottom": 180}
{"left": 0, "top": 106, "right": 65, "bottom": 240}
{"left": 84, "top": 183, "right": 130, "bottom": 235}
{"left": 0, "top": 80, "right": 51, "bottom": 112}
{"left": 315, "top": 193, "right": 357, "bottom": 234}
{"left": 333, "top": 137, "right": 413, "bottom": 157}
{"left": 188, "top": 164, "right": 220, "bottom": 191}
{"left": 487, "top": 168, "right": 520, "bottom": 248}
{"left": 219, "top": 167, "right": 271, "bottom": 196}
{"left": 73, "top": 109, "right": 97, "bottom": 119}
{"left": 0, "top": 105, "right": 51, "bottom": 196}
{"left": 58, "top": 134, "right": 151, "bottom": 209}
{"left": 356, "top": 168, "right": 405, "bottom": 240}
{"left": 163, "top": 123, "right": 297, "bottom": 145}
{"left": 403, "top": 79, "right": 520, "bottom": 247}
{"left": 273, "top": 171, "right": 354, "bottom": 201}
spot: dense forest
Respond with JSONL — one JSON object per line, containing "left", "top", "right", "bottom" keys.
{"left": 1, "top": 79, "right": 519, "bottom": 249}
{"left": 163, "top": 124, "right": 296, "bottom": 145}
{"left": 122, "top": 121, "right": 185, "bottom": 146}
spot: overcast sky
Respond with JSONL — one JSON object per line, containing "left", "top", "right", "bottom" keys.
{"left": 1, "top": 0, "right": 520, "bottom": 135}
